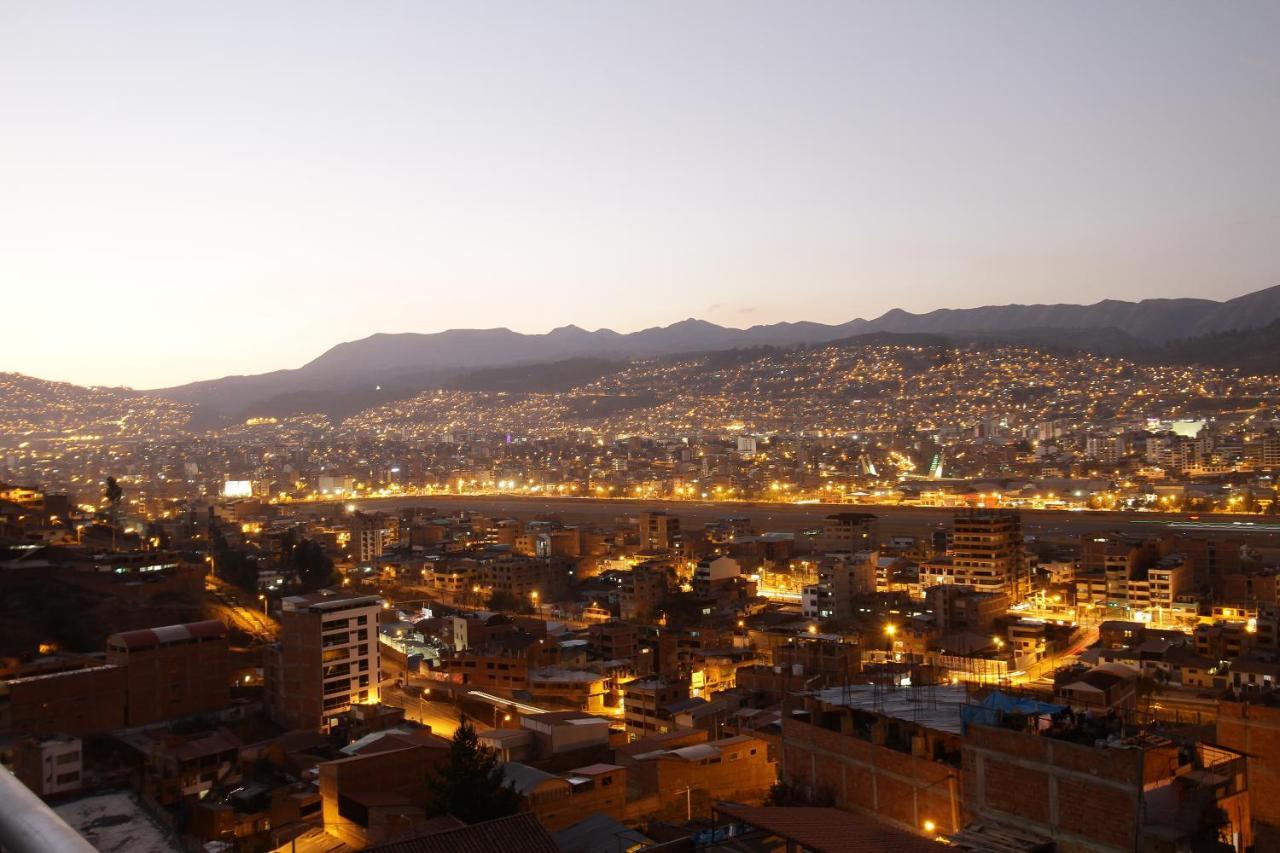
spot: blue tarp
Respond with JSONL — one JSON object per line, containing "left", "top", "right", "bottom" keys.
{"left": 960, "top": 691, "right": 1066, "bottom": 733}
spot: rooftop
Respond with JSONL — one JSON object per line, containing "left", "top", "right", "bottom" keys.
{"left": 281, "top": 589, "right": 383, "bottom": 612}
{"left": 810, "top": 683, "right": 969, "bottom": 735}
{"left": 714, "top": 802, "right": 943, "bottom": 853}
{"left": 106, "top": 619, "right": 227, "bottom": 650}
{"left": 365, "top": 812, "right": 559, "bottom": 853}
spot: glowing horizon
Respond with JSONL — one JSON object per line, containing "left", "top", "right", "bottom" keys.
{"left": 3, "top": 2, "right": 1278, "bottom": 388}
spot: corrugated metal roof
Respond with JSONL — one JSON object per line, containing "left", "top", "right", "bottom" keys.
{"left": 364, "top": 813, "right": 559, "bottom": 853}
{"left": 714, "top": 803, "right": 943, "bottom": 853}
{"left": 500, "top": 762, "right": 562, "bottom": 795}
{"left": 106, "top": 620, "right": 227, "bottom": 650}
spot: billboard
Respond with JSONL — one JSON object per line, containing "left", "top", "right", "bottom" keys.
{"left": 222, "top": 480, "right": 253, "bottom": 499}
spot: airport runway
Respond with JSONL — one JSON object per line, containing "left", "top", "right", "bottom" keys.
{"left": 316, "top": 494, "right": 1280, "bottom": 543}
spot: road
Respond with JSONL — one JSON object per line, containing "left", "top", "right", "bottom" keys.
{"left": 1018, "top": 624, "right": 1100, "bottom": 686}
{"left": 381, "top": 683, "right": 463, "bottom": 737}
{"left": 310, "top": 493, "right": 1280, "bottom": 543}
{"left": 206, "top": 577, "right": 278, "bottom": 645}
{"left": 1149, "top": 689, "right": 1220, "bottom": 725}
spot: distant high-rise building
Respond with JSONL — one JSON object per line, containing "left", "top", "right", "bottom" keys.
{"left": 737, "top": 436, "right": 757, "bottom": 457}
{"left": 265, "top": 590, "right": 383, "bottom": 731}
{"left": 1085, "top": 434, "right": 1121, "bottom": 465}
{"left": 803, "top": 552, "right": 877, "bottom": 620}
{"left": 949, "top": 510, "right": 1029, "bottom": 600}
{"left": 815, "top": 513, "right": 877, "bottom": 553}
{"left": 1245, "top": 432, "right": 1280, "bottom": 470}
{"left": 317, "top": 474, "right": 355, "bottom": 495}
{"left": 639, "top": 510, "right": 681, "bottom": 551}
{"left": 350, "top": 511, "right": 397, "bottom": 563}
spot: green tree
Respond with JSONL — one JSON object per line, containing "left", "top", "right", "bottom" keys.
{"left": 1136, "top": 673, "right": 1164, "bottom": 713}
{"left": 654, "top": 592, "right": 704, "bottom": 629}
{"left": 282, "top": 530, "right": 336, "bottom": 592}
{"left": 486, "top": 590, "right": 520, "bottom": 612}
{"left": 209, "top": 521, "right": 259, "bottom": 595}
{"left": 427, "top": 719, "right": 519, "bottom": 824}
{"left": 145, "top": 520, "right": 171, "bottom": 550}
{"left": 104, "top": 476, "right": 123, "bottom": 549}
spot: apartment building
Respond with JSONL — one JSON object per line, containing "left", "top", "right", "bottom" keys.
{"left": 105, "top": 620, "right": 230, "bottom": 726}
{"left": 639, "top": 511, "right": 681, "bottom": 551}
{"left": 948, "top": 510, "right": 1030, "bottom": 599}
{"left": 814, "top": 512, "right": 877, "bottom": 553}
{"left": 623, "top": 678, "right": 689, "bottom": 739}
{"left": 266, "top": 590, "right": 383, "bottom": 731}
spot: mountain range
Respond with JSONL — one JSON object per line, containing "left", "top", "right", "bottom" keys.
{"left": 136, "top": 283, "right": 1280, "bottom": 421}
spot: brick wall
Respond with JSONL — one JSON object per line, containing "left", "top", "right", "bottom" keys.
{"left": 1218, "top": 698, "right": 1280, "bottom": 829}
{"left": 1, "top": 665, "right": 127, "bottom": 736}
{"left": 318, "top": 744, "right": 441, "bottom": 848}
{"left": 782, "top": 718, "right": 962, "bottom": 835}
{"left": 528, "top": 766, "right": 628, "bottom": 831}
{"left": 654, "top": 737, "right": 776, "bottom": 813}
{"left": 962, "top": 724, "right": 1141, "bottom": 852}
{"left": 109, "top": 635, "right": 230, "bottom": 726}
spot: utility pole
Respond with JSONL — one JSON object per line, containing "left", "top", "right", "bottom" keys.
{"left": 673, "top": 785, "right": 694, "bottom": 822}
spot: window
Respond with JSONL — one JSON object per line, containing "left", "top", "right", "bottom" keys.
{"left": 56, "top": 772, "right": 79, "bottom": 785}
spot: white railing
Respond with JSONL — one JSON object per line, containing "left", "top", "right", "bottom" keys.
{"left": 0, "top": 768, "right": 96, "bottom": 853}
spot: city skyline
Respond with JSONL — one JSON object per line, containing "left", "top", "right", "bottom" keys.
{"left": 3, "top": 2, "right": 1279, "bottom": 387}
{"left": 7, "top": 5, "right": 1280, "bottom": 851}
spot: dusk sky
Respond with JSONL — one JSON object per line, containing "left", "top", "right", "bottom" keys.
{"left": 2, "top": 2, "right": 1278, "bottom": 389}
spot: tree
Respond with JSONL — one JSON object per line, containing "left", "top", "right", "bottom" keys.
{"left": 1136, "top": 673, "right": 1164, "bottom": 714}
{"left": 654, "top": 592, "right": 704, "bottom": 629}
{"left": 486, "top": 590, "right": 520, "bottom": 613}
{"left": 104, "top": 476, "right": 123, "bottom": 549}
{"left": 766, "top": 779, "right": 833, "bottom": 807}
{"left": 104, "top": 476, "right": 123, "bottom": 510}
{"left": 427, "top": 719, "right": 519, "bottom": 824}
{"left": 281, "top": 530, "right": 336, "bottom": 592}
{"left": 209, "top": 520, "right": 259, "bottom": 595}
{"left": 145, "top": 520, "right": 171, "bottom": 550}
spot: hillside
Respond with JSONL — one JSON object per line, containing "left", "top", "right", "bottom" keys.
{"left": 0, "top": 373, "right": 191, "bottom": 439}
{"left": 147, "top": 286, "right": 1280, "bottom": 420}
